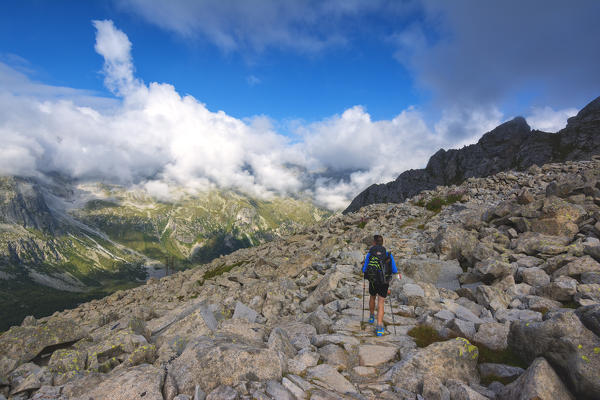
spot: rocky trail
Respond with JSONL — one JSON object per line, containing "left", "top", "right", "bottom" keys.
{"left": 2, "top": 159, "right": 600, "bottom": 399}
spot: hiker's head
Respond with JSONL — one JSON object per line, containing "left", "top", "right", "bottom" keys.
{"left": 373, "top": 234, "right": 383, "bottom": 246}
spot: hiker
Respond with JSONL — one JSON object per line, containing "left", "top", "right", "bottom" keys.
{"left": 362, "top": 234, "right": 400, "bottom": 336}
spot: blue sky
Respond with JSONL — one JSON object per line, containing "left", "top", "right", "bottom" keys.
{"left": 1, "top": 1, "right": 599, "bottom": 209}
{"left": 0, "top": 1, "right": 423, "bottom": 123}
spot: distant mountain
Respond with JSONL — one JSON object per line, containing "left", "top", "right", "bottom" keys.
{"left": 344, "top": 95, "right": 600, "bottom": 213}
{"left": 0, "top": 175, "right": 329, "bottom": 328}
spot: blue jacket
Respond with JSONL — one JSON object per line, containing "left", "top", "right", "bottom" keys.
{"left": 362, "top": 250, "right": 398, "bottom": 274}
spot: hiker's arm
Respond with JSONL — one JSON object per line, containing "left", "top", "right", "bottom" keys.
{"left": 390, "top": 254, "right": 401, "bottom": 280}
{"left": 362, "top": 253, "right": 370, "bottom": 273}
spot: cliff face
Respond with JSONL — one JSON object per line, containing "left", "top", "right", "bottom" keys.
{"left": 344, "top": 96, "right": 600, "bottom": 213}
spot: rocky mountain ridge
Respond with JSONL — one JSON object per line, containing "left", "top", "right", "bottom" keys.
{"left": 344, "top": 95, "right": 600, "bottom": 213}
{"left": 1, "top": 156, "right": 599, "bottom": 399}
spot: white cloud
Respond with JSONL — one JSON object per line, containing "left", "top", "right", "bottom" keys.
{"left": 526, "top": 106, "right": 577, "bottom": 132}
{"left": 246, "top": 75, "right": 261, "bottom": 86}
{"left": 93, "top": 20, "right": 138, "bottom": 95}
{"left": 0, "top": 20, "right": 509, "bottom": 211}
{"left": 115, "top": 0, "right": 411, "bottom": 54}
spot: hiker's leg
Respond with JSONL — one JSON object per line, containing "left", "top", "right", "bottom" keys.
{"left": 369, "top": 295, "right": 376, "bottom": 315}
{"left": 377, "top": 296, "right": 385, "bottom": 326}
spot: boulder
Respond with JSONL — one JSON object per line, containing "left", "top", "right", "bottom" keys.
{"left": 497, "top": 357, "right": 574, "bottom": 400}
{"left": 530, "top": 196, "right": 585, "bottom": 237}
{"left": 434, "top": 225, "right": 479, "bottom": 266}
{"left": 513, "top": 233, "right": 571, "bottom": 256}
{"left": 401, "top": 258, "right": 463, "bottom": 290}
{"left": 358, "top": 345, "right": 398, "bottom": 367}
{"left": 169, "top": 336, "right": 282, "bottom": 394}
{"left": 0, "top": 318, "right": 86, "bottom": 375}
{"left": 494, "top": 309, "right": 542, "bottom": 324}
{"left": 508, "top": 311, "right": 600, "bottom": 399}
{"left": 206, "top": 385, "right": 238, "bottom": 400}
{"left": 575, "top": 305, "right": 600, "bottom": 336}
{"left": 218, "top": 318, "right": 266, "bottom": 344}
{"left": 448, "top": 319, "right": 476, "bottom": 340}
{"left": 287, "top": 349, "right": 319, "bottom": 375}
{"left": 583, "top": 237, "right": 600, "bottom": 261}
{"left": 265, "top": 380, "right": 294, "bottom": 400}
{"left": 300, "top": 271, "right": 343, "bottom": 312}
{"left": 318, "top": 344, "right": 349, "bottom": 370}
{"left": 61, "top": 364, "right": 165, "bottom": 400}
{"left": 268, "top": 327, "right": 297, "bottom": 371}
{"left": 553, "top": 256, "right": 600, "bottom": 278}
{"left": 478, "top": 363, "right": 524, "bottom": 382}
{"left": 535, "top": 276, "right": 577, "bottom": 301}
{"left": 475, "top": 285, "right": 510, "bottom": 312}
{"left": 385, "top": 338, "right": 480, "bottom": 393}
{"left": 306, "top": 306, "right": 333, "bottom": 334}
{"left": 520, "top": 267, "right": 550, "bottom": 287}
{"left": 475, "top": 258, "right": 512, "bottom": 280}
{"left": 473, "top": 322, "right": 509, "bottom": 351}
{"left": 446, "top": 379, "right": 489, "bottom": 400}
{"left": 232, "top": 301, "right": 259, "bottom": 323}
{"left": 306, "top": 364, "right": 357, "bottom": 394}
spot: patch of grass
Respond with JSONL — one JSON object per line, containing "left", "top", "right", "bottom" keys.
{"left": 407, "top": 325, "right": 445, "bottom": 348}
{"left": 474, "top": 342, "right": 527, "bottom": 368}
{"left": 357, "top": 221, "right": 367, "bottom": 229}
{"left": 425, "top": 197, "right": 445, "bottom": 212}
{"left": 203, "top": 260, "right": 246, "bottom": 280}
{"left": 425, "top": 194, "right": 463, "bottom": 212}
{"left": 417, "top": 224, "right": 426, "bottom": 230}
{"left": 561, "top": 301, "right": 579, "bottom": 309}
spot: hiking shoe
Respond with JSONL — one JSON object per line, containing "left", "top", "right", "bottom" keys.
{"left": 368, "top": 315, "right": 375, "bottom": 324}
{"left": 376, "top": 325, "right": 384, "bottom": 336}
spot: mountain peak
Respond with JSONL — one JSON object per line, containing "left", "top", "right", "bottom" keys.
{"left": 345, "top": 95, "right": 600, "bottom": 213}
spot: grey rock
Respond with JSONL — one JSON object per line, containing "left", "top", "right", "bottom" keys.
{"left": 306, "top": 306, "right": 333, "bottom": 334}
{"left": 498, "top": 357, "right": 574, "bottom": 400}
{"left": 306, "top": 364, "right": 357, "bottom": 394}
{"left": 358, "top": 344, "right": 398, "bottom": 367}
{"left": 494, "top": 309, "right": 542, "bottom": 323}
{"left": 448, "top": 318, "right": 476, "bottom": 340}
{"left": 475, "top": 285, "right": 510, "bottom": 312}
{"left": 508, "top": 311, "right": 600, "bottom": 398}
{"left": 446, "top": 380, "right": 488, "bottom": 400}
{"left": 169, "top": 336, "right": 282, "bottom": 394}
{"left": 232, "top": 301, "right": 259, "bottom": 323}
{"left": 473, "top": 322, "right": 509, "bottom": 351}
{"left": 536, "top": 276, "right": 577, "bottom": 301}
{"left": 300, "top": 271, "right": 343, "bottom": 312}
{"left": 553, "top": 255, "right": 600, "bottom": 279}
{"left": 199, "top": 304, "right": 218, "bottom": 332}
{"left": 575, "top": 305, "right": 600, "bottom": 337}
{"left": 318, "top": 344, "right": 349, "bottom": 370}
{"left": 266, "top": 380, "right": 294, "bottom": 400}
{"left": 386, "top": 339, "right": 479, "bottom": 393}
{"left": 520, "top": 267, "right": 550, "bottom": 287}
{"left": 268, "top": 327, "right": 297, "bottom": 359}
{"left": 402, "top": 258, "right": 463, "bottom": 290}
{"left": 475, "top": 258, "right": 512, "bottom": 279}
{"left": 206, "top": 385, "right": 238, "bottom": 400}
{"left": 478, "top": 363, "right": 524, "bottom": 381}
{"left": 581, "top": 271, "right": 600, "bottom": 284}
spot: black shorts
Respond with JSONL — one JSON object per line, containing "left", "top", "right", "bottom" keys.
{"left": 368, "top": 282, "right": 389, "bottom": 298}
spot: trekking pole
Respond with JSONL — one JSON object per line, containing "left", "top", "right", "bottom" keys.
{"left": 388, "top": 295, "right": 397, "bottom": 335}
{"left": 361, "top": 279, "right": 365, "bottom": 330}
